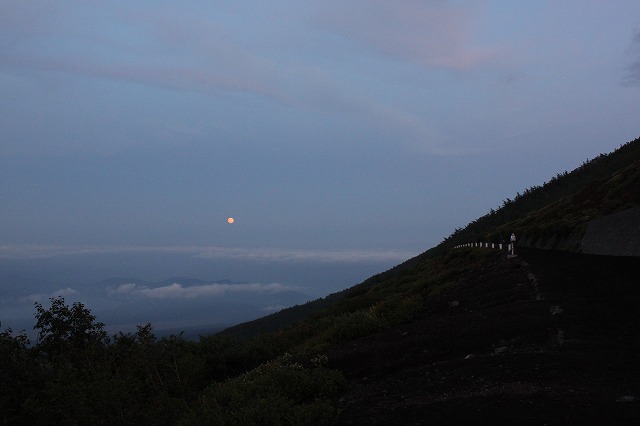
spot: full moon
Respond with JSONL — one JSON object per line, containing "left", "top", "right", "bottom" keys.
{"left": 227, "top": 217, "right": 234, "bottom": 224}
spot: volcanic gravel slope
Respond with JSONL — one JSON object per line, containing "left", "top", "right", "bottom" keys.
{"left": 329, "top": 248, "right": 640, "bottom": 425}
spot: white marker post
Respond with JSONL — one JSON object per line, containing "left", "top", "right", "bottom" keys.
{"left": 509, "top": 233, "right": 517, "bottom": 257}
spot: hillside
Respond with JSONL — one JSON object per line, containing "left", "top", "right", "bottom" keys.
{"left": 220, "top": 244, "right": 640, "bottom": 424}
{"left": 216, "top": 137, "right": 640, "bottom": 424}
{"left": 222, "top": 136, "right": 640, "bottom": 339}
{"left": 331, "top": 247, "right": 640, "bottom": 424}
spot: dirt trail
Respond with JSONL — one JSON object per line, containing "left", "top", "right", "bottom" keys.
{"left": 330, "top": 248, "right": 640, "bottom": 425}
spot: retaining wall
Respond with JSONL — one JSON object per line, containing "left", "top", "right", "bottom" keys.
{"left": 581, "top": 206, "right": 640, "bottom": 256}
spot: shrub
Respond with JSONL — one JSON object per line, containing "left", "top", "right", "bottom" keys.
{"left": 182, "top": 353, "right": 346, "bottom": 425}
{"left": 326, "top": 307, "right": 389, "bottom": 343}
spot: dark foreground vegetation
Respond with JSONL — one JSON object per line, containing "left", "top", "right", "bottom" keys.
{"left": 2, "top": 244, "right": 491, "bottom": 425}
{"left": 3, "top": 137, "right": 639, "bottom": 424}
{"left": 1, "top": 297, "right": 347, "bottom": 425}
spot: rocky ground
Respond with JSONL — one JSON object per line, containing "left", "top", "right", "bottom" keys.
{"left": 328, "top": 248, "right": 640, "bottom": 425}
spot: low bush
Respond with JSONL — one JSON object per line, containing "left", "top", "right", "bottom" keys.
{"left": 181, "top": 353, "right": 346, "bottom": 425}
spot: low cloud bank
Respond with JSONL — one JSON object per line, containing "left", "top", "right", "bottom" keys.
{"left": 22, "top": 287, "right": 79, "bottom": 304}
{"left": 0, "top": 244, "right": 416, "bottom": 263}
{"left": 107, "top": 281, "right": 292, "bottom": 299}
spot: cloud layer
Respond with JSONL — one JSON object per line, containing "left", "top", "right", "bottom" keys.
{"left": 315, "top": 1, "right": 503, "bottom": 70}
{"left": 0, "top": 0, "right": 513, "bottom": 159}
{"left": 22, "top": 287, "right": 79, "bottom": 304}
{"left": 107, "top": 281, "right": 291, "bottom": 299}
{"left": 0, "top": 244, "right": 416, "bottom": 263}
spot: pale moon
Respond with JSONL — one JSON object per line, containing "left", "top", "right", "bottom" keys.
{"left": 227, "top": 217, "right": 234, "bottom": 224}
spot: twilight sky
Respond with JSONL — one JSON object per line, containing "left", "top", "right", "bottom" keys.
{"left": 2, "top": 1, "right": 640, "bottom": 266}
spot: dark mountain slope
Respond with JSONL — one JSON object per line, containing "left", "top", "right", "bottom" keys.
{"left": 214, "top": 137, "right": 640, "bottom": 423}
{"left": 331, "top": 247, "right": 640, "bottom": 425}
{"left": 219, "top": 255, "right": 432, "bottom": 338}
{"left": 222, "top": 137, "right": 640, "bottom": 339}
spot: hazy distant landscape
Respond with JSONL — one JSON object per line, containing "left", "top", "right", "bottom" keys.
{"left": 0, "top": 247, "right": 411, "bottom": 338}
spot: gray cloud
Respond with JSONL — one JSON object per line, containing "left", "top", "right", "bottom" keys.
{"left": 0, "top": 2, "right": 288, "bottom": 104}
{"left": 107, "top": 281, "right": 291, "bottom": 300}
{"left": 22, "top": 287, "right": 79, "bottom": 304}
{"left": 315, "top": 0, "right": 505, "bottom": 70}
{"left": 0, "top": 244, "right": 416, "bottom": 264}
{"left": 192, "top": 247, "right": 416, "bottom": 263}
{"left": 0, "top": 0, "right": 505, "bottom": 157}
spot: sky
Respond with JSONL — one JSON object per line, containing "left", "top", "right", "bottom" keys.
{"left": 1, "top": 1, "right": 640, "bottom": 332}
